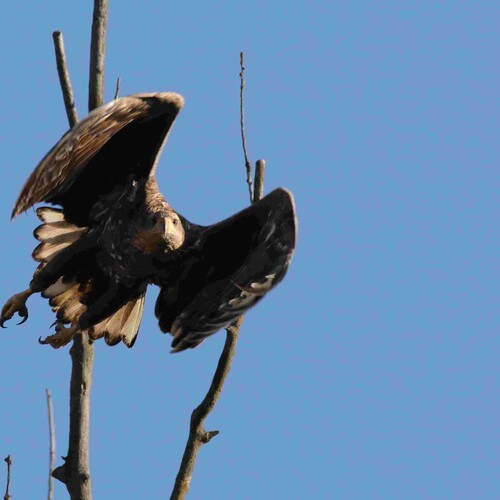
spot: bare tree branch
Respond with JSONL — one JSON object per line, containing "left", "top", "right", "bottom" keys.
{"left": 52, "top": 31, "right": 79, "bottom": 127}
{"left": 253, "top": 159, "right": 265, "bottom": 204}
{"left": 171, "top": 54, "right": 266, "bottom": 498}
{"left": 88, "top": 0, "right": 109, "bottom": 111}
{"left": 51, "top": 1, "right": 109, "bottom": 498}
{"left": 171, "top": 158, "right": 266, "bottom": 498}
{"left": 52, "top": 336, "right": 94, "bottom": 499}
{"left": 170, "top": 318, "right": 242, "bottom": 500}
{"left": 50, "top": 25, "right": 93, "bottom": 498}
{"left": 114, "top": 77, "right": 121, "bottom": 100}
{"left": 3, "top": 455, "right": 11, "bottom": 500}
{"left": 46, "top": 389, "right": 56, "bottom": 500}
{"left": 239, "top": 52, "right": 254, "bottom": 204}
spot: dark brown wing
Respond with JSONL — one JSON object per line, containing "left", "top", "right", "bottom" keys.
{"left": 12, "top": 92, "right": 184, "bottom": 224}
{"left": 155, "top": 188, "right": 297, "bottom": 352}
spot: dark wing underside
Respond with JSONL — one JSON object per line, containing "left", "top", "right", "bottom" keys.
{"left": 12, "top": 92, "right": 184, "bottom": 225}
{"left": 155, "top": 188, "right": 297, "bottom": 352}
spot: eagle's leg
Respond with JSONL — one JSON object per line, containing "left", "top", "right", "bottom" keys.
{"left": 39, "top": 321, "right": 78, "bottom": 349}
{"left": 0, "top": 288, "right": 34, "bottom": 328}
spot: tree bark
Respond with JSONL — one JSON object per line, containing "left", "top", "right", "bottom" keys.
{"left": 51, "top": 1, "right": 109, "bottom": 498}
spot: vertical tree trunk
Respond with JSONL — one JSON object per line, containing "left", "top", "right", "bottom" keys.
{"left": 51, "top": 2, "right": 109, "bottom": 498}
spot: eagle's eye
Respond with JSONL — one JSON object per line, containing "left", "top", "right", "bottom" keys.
{"left": 172, "top": 218, "right": 178, "bottom": 226}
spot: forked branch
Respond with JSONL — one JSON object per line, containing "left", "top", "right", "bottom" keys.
{"left": 50, "top": 1, "right": 109, "bottom": 498}
{"left": 170, "top": 319, "right": 242, "bottom": 499}
{"left": 170, "top": 52, "right": 266, "bottom": 500}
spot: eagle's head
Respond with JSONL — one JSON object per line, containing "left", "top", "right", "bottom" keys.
{"left": 132, "top": 210, "right": 185, "bottom": 254}
{"left": 161, "top": 211, "right": 185, "bottom": 251}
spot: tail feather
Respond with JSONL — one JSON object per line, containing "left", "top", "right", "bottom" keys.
{"left": 121, "top": 297, "right": 145, "bottom": 347}
{"left": 89, "top": 294, "right": 145, "bottom": 347}
{"left": 43, "top": 277, "right": 74, "bottom": 299}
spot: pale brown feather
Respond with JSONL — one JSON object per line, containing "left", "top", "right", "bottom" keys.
{"left": 36, "top": 207, "right": 65, "bottom": 223}
{"left": 43, "top": 277, "right": 74, "bottom": 299}
{"left": 31, "top": 207, "right": 87, "bottom": 264}
{"left": 34, "top": 221, "right": 86, "bottom": 242}
{"left": 89, "top": 294, "right": 145, "bottom": 347}
{"left": 49, "top": 281, "right": 88, "bottom": 323}
{"left": 12, "top": 92, "right": 184, "bottom": 219}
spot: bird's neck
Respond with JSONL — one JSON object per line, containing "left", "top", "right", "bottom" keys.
{"left": 145, "top": 177, "right": 171, "bottom": 215}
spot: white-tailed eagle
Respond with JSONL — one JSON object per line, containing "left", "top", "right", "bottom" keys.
{"left": 1, "top": 93, "right": 296, "bottom": 352}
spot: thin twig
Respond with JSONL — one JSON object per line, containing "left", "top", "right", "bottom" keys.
{"left": 240, "top": 52, "right": 254, "bottom": 204}
{"left": 114, "top": 77, "right": 121, "bottom": 99}
{"left": 3, "top": 455, "right": 11, "bottom": 500}
{"left": 88, "top": 0, "right": 109, "bottom": 111}
{"left": 46, "top": 389, "right": 56, "bottom": 500}
{"left": 52, "top": 31, "right": 79, "bottom": 127}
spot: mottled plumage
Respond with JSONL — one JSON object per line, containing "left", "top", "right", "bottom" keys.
{"left": 1, "top": 92, "right": 297, "bottom": 352}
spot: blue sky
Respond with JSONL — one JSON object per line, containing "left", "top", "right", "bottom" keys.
{"left": 0, "top": 1, "right": 498, "bottom": 498}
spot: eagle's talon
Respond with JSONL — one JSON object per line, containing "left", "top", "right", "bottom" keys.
{"left": 39, "top": 323, "right": 78, "bottom": 349}
{"left": 16, "top": 306, "right": 29, "bottom": 325}
{"left": 1, "top": 290, "right": 32, "bottom": 329}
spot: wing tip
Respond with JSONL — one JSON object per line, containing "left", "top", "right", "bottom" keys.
{"left": 157, "top": 92, "right": 185, "bottom": 111}
{"left": 135, "top": 91, "right": 185, "bottom": 113}
{"left": 11, "top": 203, "right": 24, "bottom": 220}
{"left": 267, "top": 187, "right": 298, "bottom": 250}
{"left": 170, "top": 337, "right": 204, "bottom": 354}
{"left": 11, "top": 192, "right": 31, "bottom": 220}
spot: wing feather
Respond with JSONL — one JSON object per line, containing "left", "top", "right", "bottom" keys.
{"left": 155, "top": 188, "right": 297, "bottom": 352}
{"left": 12, "top": 92, "right": 184, "bottom": 220}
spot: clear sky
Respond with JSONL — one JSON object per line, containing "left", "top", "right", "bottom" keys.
{"left": 0, "top": 1, "right": 498, "bottom": 499}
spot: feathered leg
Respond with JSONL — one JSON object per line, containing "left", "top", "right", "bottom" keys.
{"left": 0, "top": 288, "right": 33, "bottom": 328}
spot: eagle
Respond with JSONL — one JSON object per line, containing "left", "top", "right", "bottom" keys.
{"left": 0, "top": 93, "right": 296, "bottom": 352}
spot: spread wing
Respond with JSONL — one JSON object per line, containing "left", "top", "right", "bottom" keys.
{"left": 155, "top": 188, "right": 297, "bottom": 352}
{"left": 12, "top": 92, "right": 184, "bottom": 224}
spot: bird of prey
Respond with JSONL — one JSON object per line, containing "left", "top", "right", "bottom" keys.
{"left": 0, "top": 93, "right": 296, "bottom": 352}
